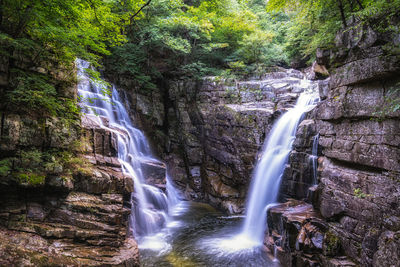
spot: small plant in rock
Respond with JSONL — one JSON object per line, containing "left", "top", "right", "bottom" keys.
{"left": 353, "top": 188, "right": 372, "bottom": 199}
{"left": 373, "top": 82, "right": 400, "bottom": 119}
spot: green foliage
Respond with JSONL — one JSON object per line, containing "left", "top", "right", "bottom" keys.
{"left": 0, "top": 0, "right": 139, "bottom": 119}
{"left": 7, "top": 69, "right": 80, "bottom": 119}
{"left": 353, "top": 188, "right": 372, "bottom": 199}
{"left": 384, "top": 86, "right": 400, "bottom": 113}
{"left": 323, "top": 231, "right": 341, "bottom": 255}
{"left": 0, "top": 0, "right": 129, "bottom": 64}
{"left": 16, "top": 173, "right": 46, "bottom": 186}
{"left": 0, "top": 147, "right": 90, "bottom": 186}
{"left": 106, "top": 0, "right": 290, "bottom": 83}
{"left": 0, "top": 159, "right": 12, "bottom": 177}
{"left": 373, "top": 82, "right": 400, "bottom": 118}
{"left": 266, "top": 0, "right": 400, "bottom": 64}
{"left": 237, "top": 30, "right": 274, "bottom": 64}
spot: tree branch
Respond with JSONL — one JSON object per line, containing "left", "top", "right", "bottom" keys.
{"left": 129, "top": 0, "right": 152, "bottom": 24}
{"left": 355, "top": 0, "right": 363, "bottom": 10}
{"left": 337, "top": 0, "right": 347, "bottom": 28}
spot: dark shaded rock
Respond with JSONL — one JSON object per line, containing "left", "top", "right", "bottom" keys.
{"left": 265, "top": 200, "right": 354, "bottom": 267}
{"left": 141, "top": 160, "right": 167, "bottom": 186}
{"left": 280, "top": 117, "right": 319, "bottom": 201}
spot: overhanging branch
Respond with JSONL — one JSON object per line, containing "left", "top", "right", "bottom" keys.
{"left": 129, "top": 0, "right": 152, "bottom": 23}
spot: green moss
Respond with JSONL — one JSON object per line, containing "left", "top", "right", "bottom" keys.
{"left": 20, "top": 149, "right": 43, "bottom": 169}
{"left": 323, "top": 231, "right": 341, "bottom": 256}
{"left": 16, "top": 172, "right": 46, "bottom": 186}
{"left": 0, "top": 159, "right": 12, "bottom": 177}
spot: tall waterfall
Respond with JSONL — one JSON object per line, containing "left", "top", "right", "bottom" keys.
{"left": 240, "top": 92, "right": 319, "bottom": 244}
{"left": 76, "top": 59, "right": 180, "bottom": 237}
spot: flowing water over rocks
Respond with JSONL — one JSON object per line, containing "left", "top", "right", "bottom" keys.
{"left": 139, "top": 86, "right": 320, "bottom": 267}
{"left": 241, "top": 92, "right": 319, "bottom": 245}
{"left": 140, "top": 201, "right": 280, "bottom": 267}
{"left": 77, "top": 59, "right": 180, "bottom": 239}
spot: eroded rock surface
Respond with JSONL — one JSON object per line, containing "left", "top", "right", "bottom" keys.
{"left": 0, "top": 112, "right": 139, "bottom": 265}
{"left": 274, "top": 22, "right": 400, "bottom": 266}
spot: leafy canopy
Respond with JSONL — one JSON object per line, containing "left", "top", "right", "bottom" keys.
{"left": 106, "top": 0, "right": 291, "bottom": 85}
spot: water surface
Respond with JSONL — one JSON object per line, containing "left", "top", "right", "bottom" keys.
{"left": 139, "top": 201, "right": 280, "bottom": 267}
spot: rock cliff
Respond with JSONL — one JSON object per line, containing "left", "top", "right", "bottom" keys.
{"left": 108, "top": 69, "right": 319, "bottom": 214}
{"left": 265, "top": 21, "right": 400, "bottom": 266}
{"left": 0, "top": 56, "right": 139, "bottom": 266}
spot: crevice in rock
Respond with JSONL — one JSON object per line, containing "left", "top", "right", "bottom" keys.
{"left": 329, "top": 157, "right": 386, "bottom": 174}
{"left": 0, "top": 112, "right": 4, "bottom": 137}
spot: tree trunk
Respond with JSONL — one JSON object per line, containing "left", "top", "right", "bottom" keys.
{"left": 355, "top": 0, "right": 363, "bottom": 9}
{"left": 13, "top": 4, "right": 34, "bottom": 38}
{"left": 0, "top": 0, "right": 3, "bottom": 30}
{"left": 337, "top": 0, "right": 347, "bottom": 28}
{"left": 348, "top": 0, "right": 354, "bottom": 12}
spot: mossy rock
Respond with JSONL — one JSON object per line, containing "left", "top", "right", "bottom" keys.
{"left": 15, "top": 172, "right": 46, "bottom": 186}
{"left": 323, "top": 231, "right": 341, "bottom": 256}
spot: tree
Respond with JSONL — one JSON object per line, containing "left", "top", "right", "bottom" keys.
{"left": 266, "top": 0, "right": 400, "bottom": 64}
{"left": 0, "top": 0, "right": 133, "bottom": 117}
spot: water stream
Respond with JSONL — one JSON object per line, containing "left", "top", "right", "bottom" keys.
{"left": 240, "top": 91, "right": 319, "bottom": 244}
{"left": 77, "top": 60, "right": 318, "bottom": 266}
{"left": 310, "top": 133, "right": 320, "bottom": 185}
{"left": 77, "top": 59, "right": 180, "bottom": 240}
{"left": 140, "top": 201, "right": 279, "bottom": 267}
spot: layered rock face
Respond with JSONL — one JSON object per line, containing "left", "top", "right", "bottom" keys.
{"left": 0, "top": 113, "right": 139, "bottom": 266}
{"left": 0, "top": 57, "right": 139, "bottom": 265}
{"left": 111, "top": 69, "right": 318, "bottom": 213}
{"left": 266, "top": 22, "right": 400, "bottom": 266}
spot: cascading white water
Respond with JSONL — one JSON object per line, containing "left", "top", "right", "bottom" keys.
{"left": 76, "top": 59, "right": 180, "bottom": 237}
{"left": 240, "top": 91, "right": 319, "bottom": 245}
{"left": 310, "top": 134, "right": 319, "bottom": 185}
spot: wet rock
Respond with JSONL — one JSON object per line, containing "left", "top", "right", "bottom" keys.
{"left": 26, "top": 203, "right": 47, "bottom": 222}
{"left": 320, "top": 256, "right": 357, "bottom": 267}
{"left": 112, "top": 67, "right": 320, "bottom": 213}
{"left": 373, "top": 231, "right": 400, "bottom": 267}
{"left": 318, "top": 78, "right": 330, "bottom": 100}
{"left": 205, "top": 170, "right": 240, "bottom": 198}
{"left": 167, "top": 71, "right": 320, "bottom": 213}
{"left": 280, "top": 116, "right": 319, "bottom": 201}
{"left": 0, "top": 228, "right": 139, "bottom": 266}
{"left": 141, "top": 160, "right": 166, "bottom": 186}
{"left": 265, "top": 200, "right": 351, "bottom": 266}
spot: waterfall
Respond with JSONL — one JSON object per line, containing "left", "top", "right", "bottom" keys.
{"left": 310, "top": 134, "right": 319, "bottom": 185}
{"left": 240, "top": 91, "right": 319, "bottom": 245}
{"left": 76, "top": 59, "right": 180, "bottom": 237}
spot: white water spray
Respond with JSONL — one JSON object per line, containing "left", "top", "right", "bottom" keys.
{"left": 310, "top": 134, "right": 319, "bottom": 185}
{"left": 240, "top": 91, "right": 319, "bottom": 245}
{"left": 76, "top": 59, "right": 181, "bottom": 238}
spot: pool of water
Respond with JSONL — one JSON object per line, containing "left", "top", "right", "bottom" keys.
{"left": 139, "top": 201, "right": 280, "bottom": 267}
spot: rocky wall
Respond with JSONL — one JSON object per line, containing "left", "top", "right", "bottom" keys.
{"left": 0, "top": 55, "right": 140, "bottom": 265}
{"left": 266, "top": 21, "right": 400, "bottom": 267}
{"left": 109, "top": 69, "right": 319, "bottom": 214}
{"left": 0, "top": 113, "right": 139, "bottom": 266}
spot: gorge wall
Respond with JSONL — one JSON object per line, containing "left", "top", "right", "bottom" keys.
{"left": 0, "top": 17, "right": 398, "bottom": 267}
{"left": 106, "top": 19, "right": 400, "bottom": 267}
{"left": 264, "top": 22, "right": 400, "bottom": 267}
{"left": 108, "top": 68, "right": 319, "bottom": 214}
